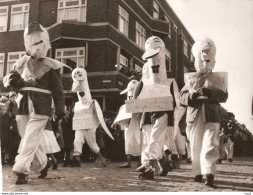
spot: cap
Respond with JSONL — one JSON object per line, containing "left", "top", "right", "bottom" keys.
{"left": 120, "top": 80, "right": 140, "bottom": 95}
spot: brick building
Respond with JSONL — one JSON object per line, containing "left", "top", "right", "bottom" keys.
{"left": 0, "top": 0, "right": 194, "bottom": 113}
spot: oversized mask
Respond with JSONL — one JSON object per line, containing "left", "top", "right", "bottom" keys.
{"left": 192, "top": 37, "right": 216, "bottom": 73}
{"left": 72, "top": 67, "right": 92, "bottom": 103}
{"left": 142, "top": 36, "right": 165, "bottom": 73}
{"left": 24, "top": 23, "right": 51, "bottom": 59}
{"left": 120, "top": 80, "right": 140, "bottom": 100}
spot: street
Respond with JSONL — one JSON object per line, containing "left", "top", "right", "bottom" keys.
{"left": 2, "top": 157, "right": 253, "bottom": 192}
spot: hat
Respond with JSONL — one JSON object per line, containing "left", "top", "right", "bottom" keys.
{"left": 9, "top": 91, "right": 17, "bottom": 98}
{"left": 120, "top": 80, "right": 140, "bottom": 95}
{"left": 27, "top": 22, "right": 43, "bottom": 35}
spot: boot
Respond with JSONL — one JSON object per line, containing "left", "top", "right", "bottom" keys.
{"left": 216, "top": 159, "right": 222, "bottom": 164}
{"left": 70, "top": 155, "right": 81, "bottom": 167}
{"left": 38, "top": 158, "right": 52, "bottom": 179}
{"left": 158, "top": 158, "right": 169, "bottom": 176}
{"left": 138, "top": 169, "right": 154, "bottom": 179}
{"left": 205, "top": 174, "right": 214, "bottom": 187}
{"left": 95, "top": 152, "right": 110, "bottom": 167}
{"left": 171, "top": 154, "right": 180, "bottom": 169}
{"left": 194, "top": 174, "right": 203, "bottom": 182}
{"left": 16, "top": 173, "right": 28, "bottom": 185}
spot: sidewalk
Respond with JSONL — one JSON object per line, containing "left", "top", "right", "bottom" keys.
{"left": 1, "top": 157, "right": 253, "bottom": 192}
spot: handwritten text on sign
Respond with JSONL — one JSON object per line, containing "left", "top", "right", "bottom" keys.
{"left": 125, "top": 96, "right": 173, "bottom": 113}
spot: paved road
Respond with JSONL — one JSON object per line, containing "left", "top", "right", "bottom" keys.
{"left": 1, "top": 157, "right": 253, "bottom": 192}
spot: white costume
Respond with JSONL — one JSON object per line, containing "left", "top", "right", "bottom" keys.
{"left": 179, "top": 37, "right": 228, "bottom": 187}
{"left": 71, "top": 67, "right": 114, "bottom": 167}
{"left": 3, "top": 23, "right": 66, "bottom": 184}
{"left": 125, "top": 36, "right": 174, "bottom": 179}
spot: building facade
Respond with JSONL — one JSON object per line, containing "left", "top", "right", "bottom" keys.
{"left": 0, "top": 0, "right": 194, "bottom": 113}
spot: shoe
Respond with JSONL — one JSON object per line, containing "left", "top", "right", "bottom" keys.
{"left": 70, "top": 156, "right": 81, "bottom": 167}
{"left": 228, "top": 158, "right": 233, "bottom": 162}
{"left": 158, "top": 159, "right": 169, "bottom": 176}
{"left": 186, "top": 158, "right": 192, "bottom": 164}
{"left": 135, "top": 165, "right": 146, "bottom": 172}
{"left": 52, "top": 158, "right": 58, "bottom": 170}
{"left": 205, "top": 174, "right": 214, "bottom": 187}
{"left": 139, "top": 169, "right": 154, "bottom": 179}
{"left": 38, "top": 159, "right": 52, "bottom": 179}
{"left": 194, "top": 174, "right": 203, "bottom": 182}
{"left": 171, "top": 155, "right": 180, "bottom": 169}
{"left": 216, "top": 159, "right": 222, "bottom": 164}
{"left": 95, "top": 156, "right": 110, "bottom": 167}
{"left": 16, "top": 173, "right": 28, "bottom": 185}
{"left": 63, "top": 160, "right": 70, "bottom": 167}
{"left": 117, "top": 163, "right": 131, "bottom": 168}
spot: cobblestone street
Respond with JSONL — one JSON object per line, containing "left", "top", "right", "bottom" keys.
{"left": 2, "top": 157, "right": 253, "bottom": 192}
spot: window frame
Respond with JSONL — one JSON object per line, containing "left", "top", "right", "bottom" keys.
{"left": 57, "top": 0, "right": 87, "bottom": 23}
{"left": 164, "top": 15, "right": 172, "bottom": 38}
{"left": 135, "top": 21, "right": 146, "bottom": 49}
{"left": 10, "top": 3, "right": 29, "bottom": 31}
{"left": 153, "top": 0, "right": 159, "bottom": 19}
{"left": 118, "top": 5, "right": 129, "bottom": 37}
{"left": 7, "top": 51, "right": 26, "bottom": 75}
{"left": 183, "top": 38, "right": 189, "bottom": 57}
{"left": 0, "top": 6, "right": 8, "bottom": 32}
{"left": 55, "top": 47, "right": 86, "bottom": 74}
{"left": 165, "top": 49, "right": 172, "bottom": 73}
{"left": 119, "top": 54, "right": 128, "bottom": 67}
{"left": 0, "top": 53, "right": 5, "bottom": 79}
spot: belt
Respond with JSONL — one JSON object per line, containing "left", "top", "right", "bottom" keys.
{"left": 19, "top": 87, "right": 52, "bottom": 95}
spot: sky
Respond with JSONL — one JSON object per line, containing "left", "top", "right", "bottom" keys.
{"left": 166, "top": 0, "right": 253, "bottom": 133}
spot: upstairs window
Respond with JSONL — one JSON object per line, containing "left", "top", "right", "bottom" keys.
{"left": 57, "top": 0, "right": 87, "bottom": 22}
{"left": 120, "top": 54, "right": 128, "bottom": 67}
{"left": 165, "top": 49, "right": 172, "bottom": 73}
{"left": 0, "top": 6, "right": 8, "bottom": 32}
{"left": 7, "top": 51, "right": 25, "bottom": 74}
{"left": 118, "top": 6, "right": 129, "bottom": 36}
{"left": 55, "top": 47, "right": 85, "bottom": 74}
{"left": 0, "top": 53, "right": 5, "bottom": 79}
{"left": 183, "top": 38, "right": 189, "bottom": 57}
{"left": 164, "top": 15, "right": 172, "bottom": 38}
{"left": 153, "top": 1, "right": 159, "bottom": 19}
{"left": 136, "top": 22, "right": 146, "bottom": 49}
{"left": 10, "top": 3, "right": 29, "bottom": 31}
{"left": 134, "top": 63, "right": 142, "bottom": 72}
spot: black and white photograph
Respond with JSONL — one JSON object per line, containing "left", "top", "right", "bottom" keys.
{"left": 0, "top": 0, "right": 253, "bottom": 193}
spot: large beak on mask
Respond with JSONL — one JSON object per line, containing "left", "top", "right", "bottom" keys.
{"left": 142, "top": 48, "right": 160, "bottom": 60}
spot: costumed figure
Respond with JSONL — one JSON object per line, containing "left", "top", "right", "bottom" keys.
{"left": 71, "top": 67, "right": 114, "bottom": 167}
{"left": 179, "top": 37, "right": 228, "bottom": 187}
{"left": 126, "top": 36, "right": 175, "bottom": 179}
{"left": 3, "top": 23, "right": 66, "bottom": 184}
{"left": 113, "top": 80, "right": 142, "bottom": 168}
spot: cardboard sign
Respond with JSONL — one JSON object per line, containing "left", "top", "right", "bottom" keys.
{"left": 72, "top": 105, "right": 99, "bottom": 130}
{"left": 125, "top": 96, "right": 173, "bottom": 113}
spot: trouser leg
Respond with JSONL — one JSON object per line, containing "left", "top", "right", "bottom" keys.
{"left": 73, "top": 130, "right": 85, "bottom": 156}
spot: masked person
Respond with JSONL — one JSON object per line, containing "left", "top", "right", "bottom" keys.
{"left": 179, "top": 37, "right": 228, "bottom": 187}
{"left": 3, "top": 23, "right": 65, "bottom": 184}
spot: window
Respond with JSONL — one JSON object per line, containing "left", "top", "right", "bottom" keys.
{"left": 0, "top": 6, "right": 8, "bottom": 32}
{"left": 153, "top": 1, "right": 159, "bottom": 19}
{"left": 183, "top": 39, "right": 189, "bottom": 57}
{"left": 135, "top": 22, "right": 146, "bottom": 49}
{"left": 0, "top": 53, "right": 5, "bottom": 79}
{"left": 55, "top": 47, "right": 85, "bottom": 74}
{"left": 10, "top": 3, "right": 29, "bottom": 31}
{"left": 164, "top": 15, "right": 172, "bottom": 38}
{"left": 134, "top": 64, "right": 142, "bottom": 72}
{"left": 165, "top": 49, "right": 172, "bottom": 73}
{"left": 118, "top": 6, "right": 129, "bottom": 36}
{"left": 7, "top": 52, "right": 25, "bottom": 75}
{"left": 120, "top": 54, "right": 128, "bottom": 67}
{"left": 57, "top": 0, "right": 87, "bottom": 22}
